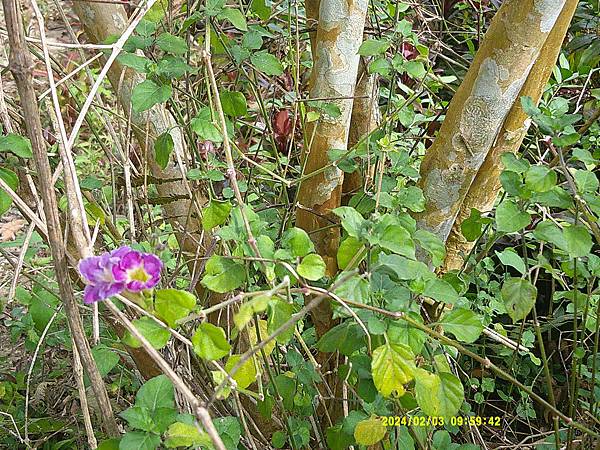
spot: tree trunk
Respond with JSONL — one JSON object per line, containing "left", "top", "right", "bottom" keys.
{"left": 415, "top": 0, "right": 568, "bottom": 247}
{"left": 296, "top": 0, "right": 369, "bottom": 346}
{"left": 305, "top": 0, "right": 378, "bottom": 206}
{"left": 343, "top": 61, "right": 379, "bottom": 203}
{"left": 442, "top": 0, "right": 579, "bottom": 271}
{"left": 72, "top": 3, "right": 205, "bottom": 258}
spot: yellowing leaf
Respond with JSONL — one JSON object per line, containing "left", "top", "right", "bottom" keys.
{"left": 371, "top": 343, "right": 415, "bottom": 397}
{"left": 354, "top": 416, "right": 386, "bottom": 446}
{"left": 415, "top": 370, "right": 464, "bottom": 417}
{"left": 247, "top": 319, "right": 275, "bottom": 356}
{"left": 225, "top": 354, "right": 258, "bottom": 389}
{"left": 233, "top": 295, "right": 270, "bottom": 331}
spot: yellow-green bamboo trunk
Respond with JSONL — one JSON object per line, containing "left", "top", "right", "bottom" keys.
{"left": 415, "top": 0, "right": 568, "bottom": 249}
{"left": 443, "top": 0, "right": 579, "bottom": 271}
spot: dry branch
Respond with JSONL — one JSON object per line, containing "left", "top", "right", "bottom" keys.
{"left": 1, "top": 0, "right": 119, "bottom": 436}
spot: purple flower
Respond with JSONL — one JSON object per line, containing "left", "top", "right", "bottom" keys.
{"left": 78, "top": 246, "right": 162, "bottom": 304}
{"left": 112, "top": 247, "right": 162, "bottom": 292}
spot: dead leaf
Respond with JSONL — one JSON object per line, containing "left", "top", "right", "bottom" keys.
{"left": 0, "top": 219, "right": 25, "bottom": 242}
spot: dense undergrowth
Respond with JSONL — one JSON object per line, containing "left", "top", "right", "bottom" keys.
{"left": 0, "top": 0, "right": 599, "bottom": 449}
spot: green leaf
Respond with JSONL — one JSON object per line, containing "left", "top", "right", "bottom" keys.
{"left": 404, "top": 60, "right": 426, "bottom": 78}
{"left": 190, "top": 117, "right": 223, "bottom": 142}
{"left": 573, "top": 169, "right": 599, "bottom": 193}
{"left": 377, "top": 254, "right": 433, "bottom": 281}
{"left": 337, "top": 236, "right": 363, "bottom": 270}
{"left": 387, "top": 313, "right": 427, "bottom": 354}
{"left": 144, "top": 0, "right": 168, "bottom": 22}
{"left": 192, "top": 323, "right": 231, "bottom": 360}
{"left": 97, "top": 439, "right": 121, "bottom": 450}
{"left": 220, "top": 91, "right": 248, "bottom": 117}
{"left": 368, "top": 57, "right": 392, "bottom": 76}
{"left": 297, "top": 253, "right": 326, "bottom": 281}
{"left": 0, "top": 167, "right": 19, "bottom": 215}
{"left": 242, "top": 30, "right": 263, "bottom": 50}
{"left": 563, "top": 225, "right": 593, "bottom": 258}
{"left": 282, "top": 227, "right": 315, "bottom": 257}
{"left": 136, "top": 375, "right": 175, "bottom": 411}
{"left": 357, "top": 38, "right": 390, "bottom": 56}
{"left": 495, "top": 248, "right": 526, "bottom": 274}
{"left": 332, "top": 206, "right": 367, "bottom": 238}
{"left": 156, "top": 56, "right": 194, "bottom": 78}
{"left": 250, "top": 51, "right": 284, "bottom": 76}
{"left": 91, "top": 345, "right": 120, "bottom": 378}
{"left": 154, "top": 132, "right": 174, "bottom": 170}
{"left": 272, "top": 430, "right": 287, "bottom": 448}
{"left": 396, "top": 186, "right": 425, "bottom": 212}
{"left": 495, "top": 200, "right": 531, "bottom": 233}
{"left": 0, "top": 133, "right": 32, "bottom": 158}
{"left": 525, "top": 166, "right": 556, "bottom": 192}
{"left": 203, "top": 200, "right": 232, "bottom": 230}
{"left": 164, "top": 422, "right": 212, "bottom": 448}
{"left": 317, "top": 322, "right": 366, "bottom": 356}
{"left": 119, "top": 432, "right": 160, "bottom": 450}
{"left": 234, "top": 295, "right": 270, "bottom": 331}
{"left": 326, "top": 424, "right": 355, "bottom": 450}
{"left": 120, "top": 406, "right": 155, "bottom": 432}
{"left": 135, "top": 19, "right": 157, "bottom": 36}
{"left": 501, "top": 153, "right": 530, "bottom": 173}
{"left": 354, "top": 416, "right": 386, "bottom": 446}
{"left": 520, "top": 96, "right": 541, "bottom": 117}
{"left": 371, "top": 343, "right": 415, "bottom": 397}
{"left": 225, "top": 354, "right": 257, "bottom": 389}
{"left": 501, "top": 278, "right": 537, "bottom": 323}
{"left": 201, "top": 255, "right": 246, "bottom": 293}
{"left": 131, "top": 80, "right": 172, "bottom": 112}
{"left": 414, "top": 230, "right": 446, "bottom": 267}
{"left": 117, "top": 53, "right": 149, "bottom": 73}
{"left": 379, "top": 224, "right": 415, "bottom": 258}
{"left": 122, "top": 317, "right": 170, "bottom": 349}
{"left": 217, "top": 8, "right": 248, "bottom": 31}
{"left": 267, "top": 299, "right": 295, "bottom": 344}
{"left": 531, "top": 186, "right": 573, "bottom": 208}
{"left": 423, "top": 278, "right": 459, "bottom": 304}
{"left": 553, "top": 132, "right": 580, "bottom": 147}
{"left": 214, "top": 416, "right": 242, "bottom": 450}
{"left": 461, "top": 208, "right": 487, "bottom": 242}
{"left": 415, "top": 371, "right": 464, "bottom": 417}
{"left": 533, "top": 220, "right": 567, "bottom": 250}
{"left": 29, "top": 292, "right": 57, "bottom": 332}
{"left": 154, "top": 289, "right": 197, "bottom": 328}
{"left": 439, "top": 308, "right": 483, "bottom": 343}
{"left": 500, "top": 170, "right": 525, "bottom": 197}
{"left": 251, "top": 0, "right": 270, "bottom": 19}
{"left": 205, "top": 0, "right": 225, "bottom": 15}
{"left": 156, "top": 33, "right": 188, "bottom": 55}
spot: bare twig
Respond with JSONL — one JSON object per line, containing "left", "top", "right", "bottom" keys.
{"left": 2, "top": 0, "right": 119, "bottom": 435}
{"left": 104, "top": 299, "right": 227, "bottom": 450}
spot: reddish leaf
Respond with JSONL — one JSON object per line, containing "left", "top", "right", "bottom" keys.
{"left": 401, "top": 42, "right": 418, "bottom": 61}
{"left": 272, "top": 109, "right": 292, "bottom": 152}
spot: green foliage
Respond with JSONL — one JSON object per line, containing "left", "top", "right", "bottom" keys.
{"left": 122, "top": 317, "right": 170, "bottom": 349}
{"left": 7, "top": 2, "right": 600, "bottom": 449}
{"left": 192, "top": 323, "right": 231, "bottom": 360}
{"left": 201, "top": 255, "right": 246, "bottom": 293}
{"left": 501, "top": 278, "right": 537, "bottom": 323}
{"left": 131, "top": 80, "right": 172, "bottom": 112}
